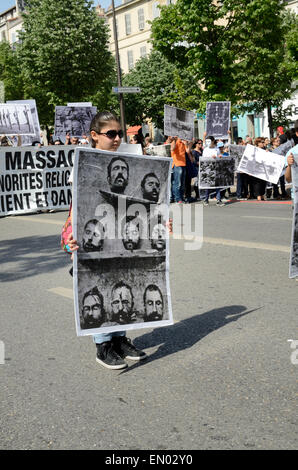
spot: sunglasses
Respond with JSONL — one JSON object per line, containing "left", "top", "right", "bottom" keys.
{"left": 97, "top": 130, "right": 124, "bottom": 139}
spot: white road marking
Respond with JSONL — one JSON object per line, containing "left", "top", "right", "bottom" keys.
{"left": 241, "top": 216, "right": 292, "bottom": 221}
{"left": 48, "top": 287, "right": 73, "bottom": 299}
{"left": 12, "top": 216, "right": 63, "bottom": 225}
{"left": 173, "top": 234, "right": 290, "bottom": 253}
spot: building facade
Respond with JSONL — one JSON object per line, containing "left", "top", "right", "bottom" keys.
{"left": 105, "top": 0, "right": 174, "bottom": 74}
{"left": 0, "top": 3, "right": 23, "bottom": 46}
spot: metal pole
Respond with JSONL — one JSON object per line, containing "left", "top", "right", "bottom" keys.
{"left": 111, "top": 0, "right": 127, "bottom": 142}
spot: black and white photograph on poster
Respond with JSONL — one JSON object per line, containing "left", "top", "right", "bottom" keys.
{"left": 72, "top": 147, "right": 173, "bottom": 336}
{"left": 54, "top": 106, "right": 97, "bottom": 138}
{"left": 7, "top": 99, "right": 41, "bottom": 145}
{"left": 199, "top": 157, "right": 235, "bottom": 188}
{"left": 289, "top": 154, "right": 298, "bottom": 278}
{"left": 229, "top": 144, "right": 246, "bottom": 170}
{"left": 164, "top": 105, "right": 194, "bottom": 141}
{"left": 0, "top": 103, "right": 35, "bottom": 136}
{"left": 150, "top": 144, "right": 171, "bottom": 158}
{"left": 205, "top": 102, "right": 231, "bottom": 140}
{"left": 237, "top": 144, "right": 285, "bottom": 185}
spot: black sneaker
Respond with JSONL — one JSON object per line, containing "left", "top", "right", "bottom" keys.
{"left": 112, "top": 336, "right": 147, "bottom": 361}
{"left": 96, "top": 341, "right": 128, "bottom": 370}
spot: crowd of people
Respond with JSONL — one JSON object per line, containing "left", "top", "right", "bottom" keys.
{"left": 164, "top": 122, "right": 298, "bottom": 206}
{"left": 1, "top": 121, "right": 298, "bottom": 208}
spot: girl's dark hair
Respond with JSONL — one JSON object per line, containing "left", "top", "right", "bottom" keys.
{"left": 89, "top": 111, "right": 120, "bottom": 148}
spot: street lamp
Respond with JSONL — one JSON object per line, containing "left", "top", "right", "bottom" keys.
{"left": 111, "top": 0, "right": 127, "bottom": 142}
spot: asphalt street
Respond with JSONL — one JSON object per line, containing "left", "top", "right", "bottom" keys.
{"left": 0, "top": 199, "right": 297, "bottom": 450}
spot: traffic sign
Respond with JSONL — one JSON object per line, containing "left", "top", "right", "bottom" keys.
{"left": 112, "top": 87, "right": 141, "bottom": 94}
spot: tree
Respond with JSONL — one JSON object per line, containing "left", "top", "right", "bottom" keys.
{"left": 151, "top": 0, "right": 298, "bottom": 136}
{"left": 17, "top": 0, "right": 116, "bottom": 125}
{"left": 122, "top": 50, "right": 201, "bottom": 128}
{"left": 0, "top": 41, "right": 24, "bottom": 102}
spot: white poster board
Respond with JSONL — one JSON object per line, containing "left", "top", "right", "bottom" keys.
{"left": 0, "top": 103, "right": 35, "bottom": 136}
{"left": 164, "top": 105, "right": 194, "bottom": 141}
{"left": 237, "top": 144, "right": 285, "bottom": 185}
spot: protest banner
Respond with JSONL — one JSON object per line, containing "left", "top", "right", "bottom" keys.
{"left": 289, "top": 152, "right": 298, "bottom": 278}
{"left": 229, "top": 144, "right": 246, "bottom": 171}
{"left": 237, "top": 144, "right": 285, "bottom": 185}
{"left": 0, "top": 103, "right": 35, "bottom": 136}
{"left": 164, "top": 105, "right": 194, "bottom": 141}
{"left": 72, "top": 147, "right": 173, "bottom": 336}
{"left": 0, "top": 146, "right": 73, "bottom": 216}
{"left": 205, "top": 102, "right": 231, "bottom": 140}
{"left": 7, "top": 99, "right": 41, "bottom": 145}
{"left": 54, "top": 106, "right": 97, "bottom": 139}
{"left": 199, "top": 157, "right": 235, "bottom": 189}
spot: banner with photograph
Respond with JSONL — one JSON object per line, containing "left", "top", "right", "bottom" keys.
{"left": 54, "top": 106, "right": 97, "bottom": 139}
{"left": 72, "top": 148, "right": 173, "bottom": 336}
{"left": 0, "top": 146, "right": 73, "bottom": 216}
{"left": 7, "top": 99, "right": 41, "bottom": 146}
{"left": 237, "top": 144, "right": 285, "bottom": 185}
{"left": 199, "top": 157, "right": 235, "bottom": 189}
{"left": 289, "top": 152, "right": 298, "bottom": 278}
{"left": 164, "top": 105, "right": 194, "bottom": 141}
{"left": 205, "top": 102, "right": 231, "bottom": 140}
{"left": 0, "top": 103, "right": 35, "bottom": 136}
{"left": 229, "top": 144, "right": 246, "bottom": 171}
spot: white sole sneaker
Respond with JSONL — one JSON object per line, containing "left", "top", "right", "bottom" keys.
{"left": 96, "top": 357, "right": 128, "bottom": 370}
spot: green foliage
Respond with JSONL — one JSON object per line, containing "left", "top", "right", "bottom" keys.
{"left": 17, "top": 0, "right": 115, "bottom": 125}
{"left": 122, "top": 50, "right": 201, "bottom": 128}
{"left": 0, "top": 41, "right": 24, "bottom": 101}
{"left": 151, "top": 0, "right": 298, "bottom": 134}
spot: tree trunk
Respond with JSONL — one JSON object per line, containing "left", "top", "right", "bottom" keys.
{"left": 267, "top": 102, "right": 274, "bottom": 139}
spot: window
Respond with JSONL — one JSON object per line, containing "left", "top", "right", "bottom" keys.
{"left": 125, "top": 14, "right": 131, "bottom": 35}
{"left": 140, "top": 46, "right": 147, "bottom": 58}
{"left": 127, "top": 50, "right": 134, "bottom": 70}
{"left": 138, "top": 8, "right": 145, "bottom": 30}
{"left": 153, "top": 2, "right": 160, "bottom": 19}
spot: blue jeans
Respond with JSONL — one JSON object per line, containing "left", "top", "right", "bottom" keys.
{"left": 204, "top": 188, "right": 222, "bottom": 202}
{"left": 172, "top": 166, "right": 186, "bottom": 202}
{"left": 93, "top": 331, "right": 125, "bottom": 344}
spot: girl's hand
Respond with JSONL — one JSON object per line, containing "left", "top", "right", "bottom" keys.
{"left": 66, "top": 232, "right": 79, "bottom": 252}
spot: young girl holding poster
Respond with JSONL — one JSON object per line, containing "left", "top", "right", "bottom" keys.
{"left": 66, "top": 111, "right": 147, "bottom": 370}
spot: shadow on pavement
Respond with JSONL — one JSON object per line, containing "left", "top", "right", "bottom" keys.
{"left": 121, "top": 305, "right": 262, "bottom": 373}
{"left": 0, "top": 234, "right": 70, "bottom": 282}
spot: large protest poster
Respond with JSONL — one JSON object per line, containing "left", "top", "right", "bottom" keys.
{"left": 199, "top": 157, "right": 235, "bottom": 188}
{"left": 72, "top": 148, "right": 173, "bottom": 336}
{"left": 289, "top": 153, "right": 298, "bottom": 278}
{"left": 54, "top": 106, "right": 97, "bottom": 139}
{"left": 7, "top": 99, "right": 41, "bottom": 145}
{"left": 237, "top": 144, "right": 285, "bottom": 185}
{"left": 164, "top": 105, "right": 194, "bottom": 141}
{"left": 0, "top": 103, "right": 35, "bottom": 136}
{"left": 229, "top": 144, "right": 246, "bottom": 171}
{"left": 0, "top": 146, "right": 74, "bottom": 216}
{"left": 205, "top": 102, "right": 231, "bottom": 140}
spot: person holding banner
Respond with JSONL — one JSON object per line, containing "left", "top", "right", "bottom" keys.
{"left": 202, "top": 136, "right": 225, "bottom": 206}
{"left": 66, "top": 111, "right": 147, "bottom": 370}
